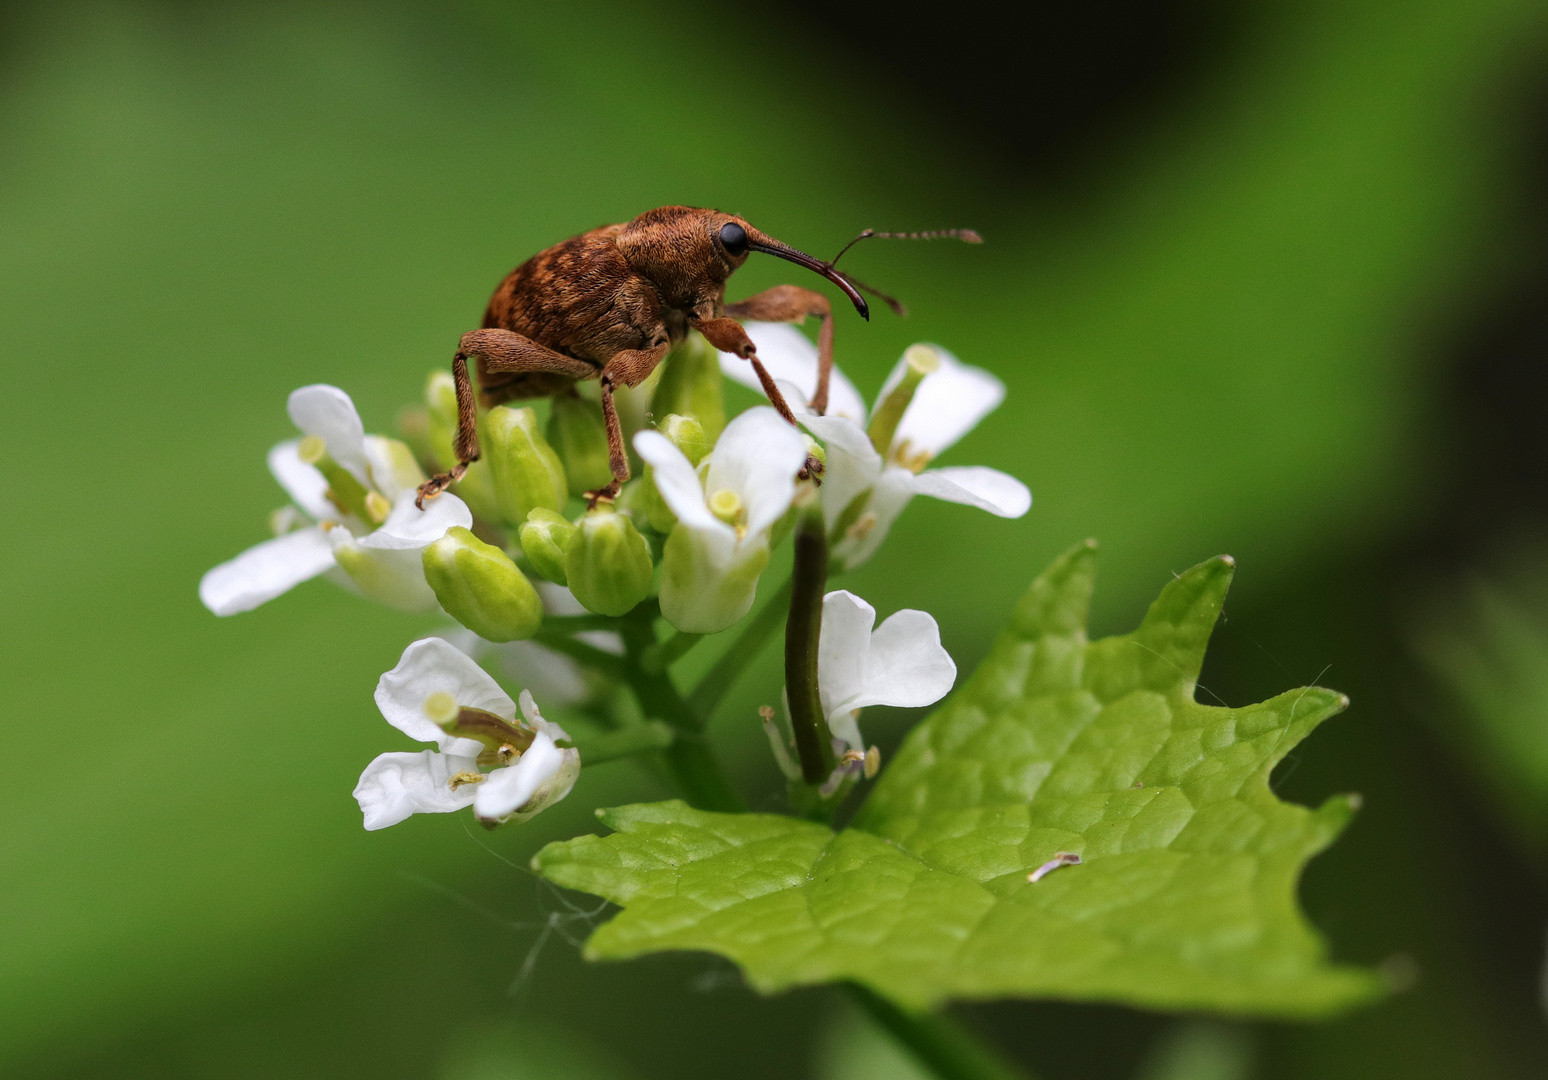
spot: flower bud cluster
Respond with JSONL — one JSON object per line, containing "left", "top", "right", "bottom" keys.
{"left": 201, "top": 324, "right": 1029, "bottom": 829}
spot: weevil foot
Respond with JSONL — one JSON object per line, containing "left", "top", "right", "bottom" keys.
{"left": 797, "top": 453, "right": 825, "bottom": 483}
{"left": 415, "top": 464, "right": 467, "bottom": 509}
{"left": 584, "top": 481, "right": 621, "bottom": 508}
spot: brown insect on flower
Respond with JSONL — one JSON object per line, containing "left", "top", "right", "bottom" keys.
{"left": 416, "top": 205, "right": 874, "bottom": 508}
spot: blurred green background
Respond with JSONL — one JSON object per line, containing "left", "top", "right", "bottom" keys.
{"left": 4, "top": 0, "right": 1548, "bottom": 1076}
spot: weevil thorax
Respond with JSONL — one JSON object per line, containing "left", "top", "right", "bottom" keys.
{"left": 616, "top": 205, "right": 751, "bottom": 315}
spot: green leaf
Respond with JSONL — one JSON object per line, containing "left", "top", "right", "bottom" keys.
{"left": 534, "top": 544, "right": 1382, "bottom": 1015}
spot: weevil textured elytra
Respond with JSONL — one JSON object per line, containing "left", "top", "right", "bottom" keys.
{"left": 416, "top": 205, "right": 901, "bottom": 508}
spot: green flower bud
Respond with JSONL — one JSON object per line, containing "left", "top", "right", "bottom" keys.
{"left": 658, "top": 413, "right": 710, "bottom": 466}
{"left": 518, "top": 507, "right": 576, "bottom": 585}
{"left": 651, "top": 332, "right": 725, "bottom": 442}
{"left": 422, "top": 527, "right": 542, "bottom": 642}
{"left": 547, "top": 394, "right": 614, "bottom": 498}
{"left": 565, "top": 505, "right": 653, "bottom": 616}
{"left": 423, "top": 370, "right": 500, "bottom": 522}
{"left": 484, "top": 405, "right": 567, "bottom": 528}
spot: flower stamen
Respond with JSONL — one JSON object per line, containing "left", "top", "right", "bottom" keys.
{"left": 447, "top": 770, "right": 485, "bottom": 791}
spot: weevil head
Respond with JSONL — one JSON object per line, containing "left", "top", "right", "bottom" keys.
{"left": 617, "top": 205, "right": 869, "bottom": 320}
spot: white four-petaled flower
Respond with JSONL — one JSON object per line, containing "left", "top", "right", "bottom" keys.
{"left": 634, "top": 405, "right": 808, "bottom": 633}
{"left": 816, "top": 589, "right": 957, "bottom": 752}
{"left": 199, "top": 385, "right": 470, "bottom": 616}
{"left": 764, "top": 589, "right": 957, "bottom": 787}
{"left": 719, "top": 325, "right": 1030, "bottom": 569}
{"left": 353, "top": 637, "right": 579, "bottom": 830}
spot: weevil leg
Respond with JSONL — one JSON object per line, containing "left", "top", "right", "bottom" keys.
{"left": 724, "top": 285, "right": 835, "bottom": 414}
{"left": 589, "top": 342, "right": 672, "bottom": 505}
{"left": 417, "top": 329, "right": 598, "bottom": 507}
{"left": 691, "top": 313, "right": 821, "bottom": 481}
{"left": 690, "top": 315, "right": 798, "bottom": 425}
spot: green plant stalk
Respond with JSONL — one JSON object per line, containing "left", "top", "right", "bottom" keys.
{"left": 687, "top": 577, "right": 793, "bottom": 719}
{"left": 567, "top": 720, "right": 674, "bottom": 765}
{"left": 785, "top": 503, "right": 836, "bottom": 783}
{"left": 532, "top": 630, "right": 631, "bottom": 682}
{"left": 641, "top": 631, "right": 704, "bottom": 674}
{"left": 844, "top": 985, "right": 1035, "bottom": 1080}
{"left": 617, "top": 611, "right": 744, "bottom": 812}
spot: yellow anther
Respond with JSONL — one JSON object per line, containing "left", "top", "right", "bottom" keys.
{"left": 708, "top": 488, "right": 743, "bottom": 526}
{"left": 423, "top": 691, "right": 459, "bottom": 725}
{"left": 447, "top": 770, "right": 484, "bottom": 791}
{"left": 891, "top": 439, "right": 934, "bottom": 474}
{"left": 846, "top": 512, "right": 878, "bottom": 542}
{"left": 863, "top": 745, "right": 881, "bottom": 779}
{"left": 297, "top": 434, "right": 326, "bottom": 464}
{"left": 364, "top": 490, "right": 392, "bottom": 525}
{"left": 758, "top": 705, "right": 775, "bottom": 722}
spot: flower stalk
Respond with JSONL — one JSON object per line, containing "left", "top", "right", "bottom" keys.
{"left": 784, "top": 497, "right": 837, "bottom": 784}
{"left": 844, "top": 985, "right": 1035, "bottom": 1080}
{"left": 564, "top": 720, "right": 675, "bottom": 766}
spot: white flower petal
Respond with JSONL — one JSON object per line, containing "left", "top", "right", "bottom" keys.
{"left": 802, "top": 414, "right": 884, "bottom": 537}
{"left": 287, "top": 385, "right": 371, "bottom": 485}
{"left": 704, "top": 406, "right": 807, "bottom": 538}
{"left": 908, "top": 466, "right": 1031, "bottom": 518}
{"left": 375, "top": 636, "right": 515, "bottom": 753}
{"left": 634, "top": 430, "right": 720, "bottom": 534}
{"left": 518, "top": 688, "right": 541, "bottom": 726}
{"left": 199, "top": 527, "right": 336, "bottom": 616}
{"left": 881, "top": 346, "right": 1005, "bottom": 458}
{"left": 266, "top": 440, "right": 333, "bottom": 521}
{"left": 826, "top": 711, "right": 864, "bottom": 758}
{"left": 328, "top": 528, "right": 441, "bottom": 613}
{"left": 828, "top": 466, "right": 915, "bottom": 571}
{"left": 658, "top": 527, "right": 766, "bottom": 634}
{"left": 363, "top": 435, "right": 426, "bottom": 501}
{"left": 441, "top": 629, "right": 594, "bottom": 708}
{"left": 353, "top": 750, "right": 478, "bottom": 831}
{"left": 855, "top": 608, "right": 957, "bottom": 711}
{"left": 473, "top": 732, "right": 568, "bottom": 821}
{"left": 719, "top": 322, "right": 868, "bottom": 424}
{"left": 356, "top": 491, "right": 471, "bottom": 550}
{"left": 816, "top": 590, "right": 878, "bottom": 721}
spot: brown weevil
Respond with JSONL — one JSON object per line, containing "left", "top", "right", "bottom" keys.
{"left": 415, "top": 205, "right": 874, "bottom": 508}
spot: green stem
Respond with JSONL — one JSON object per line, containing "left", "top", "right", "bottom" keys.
{"left": 532, "top": 631, "right": 629, "bottom": 681}
{"left": 617, "top": 612, "right": 745, "bottom": 812}
{"left": 844, "top": 985, "right": 1035, "bottom": 1080}
{"left": 785, "top": 503, "right": 836, "bottom": 783}
{"left": 567, "top": 720, "right": 674, "bottom": 765}
{"left": 539, "top": 613, "right": 624, "bottom": 634}
{"left": 687, "top": 577, "right": 793, "bottom": 720}
{"left": 640, "top": 631, "right": 704, "bottom": 674}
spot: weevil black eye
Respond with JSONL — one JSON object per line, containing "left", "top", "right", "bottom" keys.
{"left": 719, "top": 222, "right": 749, "bottom": 257}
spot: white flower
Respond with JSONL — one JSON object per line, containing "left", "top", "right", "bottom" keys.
{"left": 199, "top": 385, "right": 470, "bottom": 615}
{"left": 634, "top": 406, "right": 808, "bottom": 633}
{"left": 764, "top": 589, "right": 956, "bottom": 790}
{"left": 720, "top": 328, "right": 1030, "bottom": 569}
{"left": 353, "top": 637, "right": 579, "bottom": 830}
{"left": 717, "top": 321, "right": 870, "bottom": 425}
{"left": 816, "top": 589, "right": 957, "bottom": 753}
